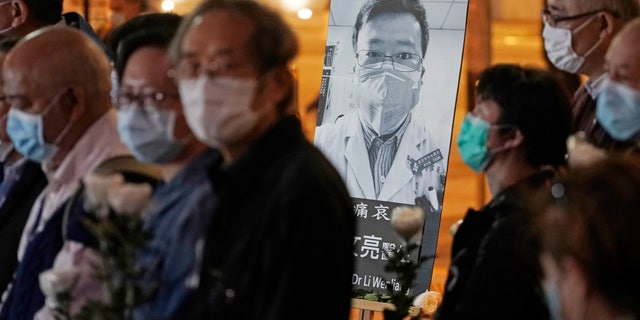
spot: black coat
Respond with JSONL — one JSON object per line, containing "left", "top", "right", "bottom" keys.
{"left": 434, "top": 171, "right": 553, "bottom": 320}
{"left": 0, "top": 160, "right": 47, "bottom": 294}
{"left": 184, "top": 116, "right": 355, "bottom": 320}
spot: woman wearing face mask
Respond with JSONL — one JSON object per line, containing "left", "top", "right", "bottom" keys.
{"left": 434, "top": 64, "right": 572, "bottom": 320}
{"left": 535, "top": 156, "right": 640, "bottom": 320}
{"left": 112, "top": 14, "right": 219, "bottom": 320}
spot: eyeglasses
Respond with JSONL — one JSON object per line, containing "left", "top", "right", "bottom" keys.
{"left": 541, "top": 8, "right": 615, "bottom": 27}
{"left": 116, "top": 91, "right": 180, "bottom": 110}
{"left": 5, "top": 94, "right": 32, "bottom": 110}
{"left": 170, "top": 59, "right": 240, "bottom": 80}
{"left": 356, "top": 50, "right": 422, "bottom": 72}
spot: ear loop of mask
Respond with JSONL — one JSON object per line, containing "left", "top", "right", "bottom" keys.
{"left": 45, "top": 88, "right": 75, "bottom": 147}
{"left": 487, "top": 124, "right": 518, "bottom": 155}
{"left": 572, "top": 13, "right": 605, "bottom": 59}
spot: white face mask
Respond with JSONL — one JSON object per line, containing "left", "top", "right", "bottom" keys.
{"left": 117, "top": 105, "right": 188, "bottom": 163}
{"left": 542, "top": 16, "right": 602, "bottom": 74}
{"left": 354, "top": 68, "right": 421, "bottom": 136}
{"left": 178, "top": 75, "right": 264, "bottom": 149}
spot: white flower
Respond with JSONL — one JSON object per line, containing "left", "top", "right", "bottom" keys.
{"left": 390, "top": 206, "right": 425, "bottom": 243}
{"left": 413, "top": 290, "right": 442, "bottom": 316}
{"left": 566, "top": 132, "right": 606, "bottom": 168}
{"left": 83, "top": 173, "right": 125, "bottom": 217}
{"left": 449, "top": 219, "right": 464, "bottom": 236}
{"left": 39, "top": 267, "right": 80, "bottom": 309}
{"left": 107, "top": 183, "right": 152, "bottom": 217}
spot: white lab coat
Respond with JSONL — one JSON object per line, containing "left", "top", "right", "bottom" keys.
{"left": 314, "top": 111, "right": 446, "bottom": 207}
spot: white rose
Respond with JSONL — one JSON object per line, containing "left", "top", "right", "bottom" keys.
{"left": 390, "top": 206, "right": 425, "bottom": 243}
{"left": 39, "top": 267, "right": 80, "bottom": 308}
{"left": 449, "top": 219, "right": 464, "bottom": 236}
{"left": 107, "top": 183, "right": 153, "bottom": 217}
{"left": 83, "top": 173, "right": 125, "bottom": 217}
{"left": 566, "top": 132, "right": 606, "bottom": 168}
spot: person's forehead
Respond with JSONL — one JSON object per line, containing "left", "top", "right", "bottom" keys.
{"left": 357, "top": 12, "right": 422, "bottom": 50}
{"left": 2, "top": 62, "right": 28, "bottom": 92}
{"left": 122, "top": 47, "right": 173, "bottom": 87}
{"left": 182, "top": 9, "right": 254, "bottom": 57}
{"left": 474, "top": 97, "right": 502, "bottom": 122}
{"left": 607, "top": 31, "right": 640, "bottom": 64}
{"left": 546, "top": 0, "right": 581, "bottom": 14}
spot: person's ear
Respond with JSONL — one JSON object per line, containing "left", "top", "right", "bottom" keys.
{"left": 503, "top": 128, "right": 524, "bottom": 148}
{"left": 418, "top": 65, "right": 426, "bottom": 86}
{"left": 598, "top": 11, "right": 616, "bottom": 39}
{"left": 9, "top": 0, "right": 29, "bottom": 27}
{"left": 261, "top": 66, "right": 293, "bottom": 112}
{"left": 62, "top": 85, "right": 86, "bottom": 121}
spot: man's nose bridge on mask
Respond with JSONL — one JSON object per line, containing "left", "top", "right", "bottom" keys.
{"left": 379, "top": 56, "right": 397, "bottom": 70}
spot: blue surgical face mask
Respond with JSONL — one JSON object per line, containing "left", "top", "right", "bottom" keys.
{"left": 117, "top": 104, "right": 188, "bottom": 163}
{"left": 6, "top": 90, "right": 71, "bottom": 163}
{"left": 457, "top": 113, "right": 511, "bottom": 173}
{"left": 595, "top": 79, "right": 640, "bottom": 141}
{"left": 542, "top": 281, "right": 562, "bottom": 320}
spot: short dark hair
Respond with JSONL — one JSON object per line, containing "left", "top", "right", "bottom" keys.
{"left": 168, "top": 0, "right": 298, "bottom": 113}
{"left": 169, "top": 0, "right": 298, "bottom": 74}
{"left": 476, "top": 64, "right": 572, "bottom": 167}
{"left": 23, "top": 0, "right": 63, "bottom": 25}
{"left": 112, "top": 13, "right": 182, "bottom": 83}
{"left": 106, "top": 13, "right": 181, "bottom": 60}
{"left": 352, "top": 0, "right": 429, "bottom": 57}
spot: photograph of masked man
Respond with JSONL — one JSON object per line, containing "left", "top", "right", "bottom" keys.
{"left": 314, "top": 0, "right": 445, "bottom": 207}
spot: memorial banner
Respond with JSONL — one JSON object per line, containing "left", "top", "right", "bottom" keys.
{"left": 313, "top": 0, "right": 468, "bottom": 296}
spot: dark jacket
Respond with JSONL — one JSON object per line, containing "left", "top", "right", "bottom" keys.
{"left": 183, "top": 116, "right": 355, "bottom": 320}
{"left": 0, "top": 160, "right": 47, "bottom": 294}
{"left": 434, "top": 171, "right": 553, "bottom": 320}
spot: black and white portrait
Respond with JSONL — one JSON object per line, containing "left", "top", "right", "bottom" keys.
{"left": 313, "top": 0, "right": 467, "bottom": 293}
{"left": 314, "top": 0, "right": 466, "bottom": 208}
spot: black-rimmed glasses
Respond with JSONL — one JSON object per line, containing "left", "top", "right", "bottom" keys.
{"left": 356, "top": 50, "right": 422, "bottom": 72}
{"left": 541, "top": 8, "right": 614, "bottom": 27}
{"left": 116, "top": 91, "right": 180, "bottom": 110}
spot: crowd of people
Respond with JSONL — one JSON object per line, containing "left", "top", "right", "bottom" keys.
{"left": 0, "top": 0, "right": 636, "bottom": 319}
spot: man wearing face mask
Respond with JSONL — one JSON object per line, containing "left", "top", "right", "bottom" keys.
{"left": 0, "top": 37, "right": 47, "bottom": 297}
{"left": 595, "top": 17, "right": 640, "bottom": 149}
{"left": 0, "top": 27, "right": 159, "bottom": 320}
{"left": 435, "top": 64, "right": 572, "bottom": 320}
{"left": 314, "top": 0, "right": 445, "bottom": 208}
{"left": 168, "top": 1, "right": 355, "bottom": 319}
{"left": 542, "top": 0, "right": 640, "bottom": 151}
